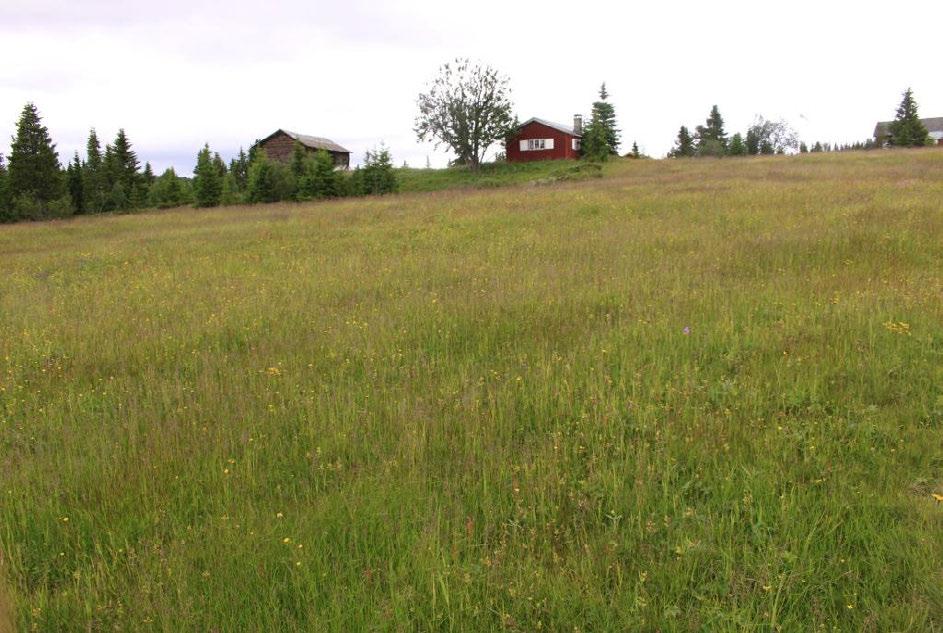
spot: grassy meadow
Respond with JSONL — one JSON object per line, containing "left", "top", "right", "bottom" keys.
{"left": 1, "top": 150, "right": 942, "bottom": 631}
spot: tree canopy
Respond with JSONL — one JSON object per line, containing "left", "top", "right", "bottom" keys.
{"left": 415, "top": 59, "right": 516, "bottom": 169}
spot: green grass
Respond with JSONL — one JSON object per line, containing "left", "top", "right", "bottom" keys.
{"left": 1, "top": 150, "right": 942, "bottom": 631}
{"left": 396, "top": 159, "right": 603, "bottom": 192}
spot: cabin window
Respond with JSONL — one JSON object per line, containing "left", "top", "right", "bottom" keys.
{"left": 519, "top": 138, "right": 554, "bottom": 151}
{"left": 572, "top": 138, "right": 581, "bottom": 151}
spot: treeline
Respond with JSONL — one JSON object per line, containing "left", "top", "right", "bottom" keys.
{"left": 669, "top": 88, "right": 934, "bottom": 159}
{"left": 189, "top": 142, "right": 396, "bottom": 209}
{"left": 0, "top": 102, "right": 398, "bottom": 224}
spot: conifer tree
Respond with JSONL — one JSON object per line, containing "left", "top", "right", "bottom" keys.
{"left": 0, "top": 155, "right": 10, "bottom": 222}
{"left": 670, "top": 126, "right": 695, "bottom": 157}
{"left": 728, "top": 133, "right": 747, "bottom": 156}
{"left": 589, "top": 83, "right": 620, "bottom": 154}
{"left": 299, "top": 150, "right": 342, "bottom": 199}
{"left": 148, "top": 168, "right": 184, "bottom": 208}
{"left": 67, "top": 152, "right": 85, "bottom": 213}
{"left": 8, "top": 102, "right": 63, "bottom": 209}
{"left": 83, "top": 129, "right": 106, "bottom": 213}
{"left": 361, "top": 145, "right": 398, "bottom": 195}
{"left": 629, "top": 141, "right": 641, "bottom": 159}
{"left": 220, "top": 171, "right": 241, "bottom": 205}
{"left": 247, "top": 151, "right": 292, "bottom": 203}
{"left": 111, "top": 129, "right": 140, "bottom": 203}
{"left": 580, "top": 118, "right": 610, "bottom": 162}
{"left": 695, "top": 105, "right": 728, "bottom": 156}
{"left": 799, "top": 142, "right": 809, "bottom": 153}
{"left": 229, "top": 148, "right": 249, "bottom": 191}
{"left": 193, "top": 144, "right": 222, "bottom": 207}
{"left": 888, "top": 88, "right": 930, "bottom": 147}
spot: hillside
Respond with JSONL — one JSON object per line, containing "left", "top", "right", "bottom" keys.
{"left": 1, "top": 151, "right": 942, "bottom": 631}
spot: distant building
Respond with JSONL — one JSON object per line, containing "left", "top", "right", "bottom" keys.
{"left": 873, "top": 117, "right": 943, "bottom": 146}
{"left": 255, "top": 129, "right": 351, "bottom": 169}
{"left": 507, "top": 116, "right": 583, "bottom": 163}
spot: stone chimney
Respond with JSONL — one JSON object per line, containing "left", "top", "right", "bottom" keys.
{"left": 573, "top": 114, "right": 583, "bottom": 135}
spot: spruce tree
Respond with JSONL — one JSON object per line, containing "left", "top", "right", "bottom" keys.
{"left": 0, "top": 155, "right": 10, "bottom": 222}
{"left": 111, "top": 129, "right": 140, "bottom": 205}
{"left": 629, "top": 141, "right": 641, "bottom": 159}
{"left": 67, "top": 152, "right": 85, "bottom": 213}
{"left": 589, "top": 83, "right": 620, "bottom": 154}
{"left": 193, "top": 144, "right": 222, "bottom": 207}
{"left": 220, "top": 171, "right": 241, "bottom": 205}
{"left": 670, "top": 126, "right": 695, "bottom": 157}
{"left": 888, "top": 88, "right": 930, "bottom": 147}
{"left": 361, "top": 146, "right": 398, "bottom": 195}
{"left": 8, "top": 102, "right": 63, "bottom": 208}
{"left": 229, "top": 148, "right": 249, "bottom": 191}
{"left": 580, "top": 119, "right": 610, "bottom": 162}
{"left": 695, "top": 105, "right": 728, "bottom": 156}
{"left": 83, "top": 129, "right": 106, "bottom": 213}
{"left": 728, "top": 133, "right": 747, "bottom": 156}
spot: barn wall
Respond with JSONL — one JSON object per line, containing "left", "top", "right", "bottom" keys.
{"left": 257, "top": 132, "right": 350, "bottom": 169}
{"left": 507, "top": 122, "right": 580, "bottom": 163}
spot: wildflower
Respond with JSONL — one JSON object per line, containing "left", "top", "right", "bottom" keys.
{"left": 266, "top": 367, "right": 281, "bottom": 376}
{"left": 276, "top": 512, "right": 283, "bottom": 518}
{"left": 682, "top": 326, "right": 690, "bottom": 335}
{"left": 932, "top": 493, "right": 943, "bottom": 502}
{"left": 283, "top": 537, "right": 291, "bottom": 544}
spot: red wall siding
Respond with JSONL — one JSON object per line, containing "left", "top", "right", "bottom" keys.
{"left": 507, "top": 121, "right": 579, "bottom": 163}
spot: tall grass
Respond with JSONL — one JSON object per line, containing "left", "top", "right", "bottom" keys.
{"left": 1, "top": 150, "right": 942, "bottom": 631}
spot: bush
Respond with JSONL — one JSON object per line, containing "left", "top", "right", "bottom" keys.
{"left": 247, "top": 153, "right": 294, "bottom": 203}
{"left": 10, "top": 193, "right": 73, "bottom": 221}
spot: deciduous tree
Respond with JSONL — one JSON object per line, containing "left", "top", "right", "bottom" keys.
{"left": 415, "top": 59, "right": 516, "bottom": 169}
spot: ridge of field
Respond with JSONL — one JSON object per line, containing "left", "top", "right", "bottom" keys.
{"left": 1, "top": 151, "right": 942, "bottom": 631}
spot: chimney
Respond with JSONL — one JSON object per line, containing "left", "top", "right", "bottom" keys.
{"left": 573, "top": 114, "right": 583, "bottom": 135}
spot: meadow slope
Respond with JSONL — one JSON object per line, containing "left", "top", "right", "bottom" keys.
{"left": 1, "top": 151, "right": 942, "bottom": 631}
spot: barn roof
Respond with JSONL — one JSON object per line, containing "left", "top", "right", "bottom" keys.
{"left": 262, "top": 129, "right": 351, "bottom": 154}
{"left": 518, "top": 117, "right": 582, "bottom": 137}
{"left": 874, "top": 117, "right": 943, "bottom": 138}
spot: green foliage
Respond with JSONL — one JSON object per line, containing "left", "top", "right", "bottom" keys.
{"left": 109, "top": 129, "right": 140, "bottom": 197}
{"left": 590, "top": 83, "right": 621, "bottom": 154}
{"left": 82, "top": 129, "right": 107, "bottom": 214}
{"left": 887, "top": 88, "right": 931, "bottom": 147}
{"left": 298, "top": 150, "right": 343, "bottom": 199}
{"left": 415, "top": 58, "right": 516, "bottom": 169}
{"left": 67, "top": 153, "right": 85, "bottom": 214}
{"left": 193, "top": 144, "right": 223, "bottom": 208}
{"left": 745, "top": 127, "right": 760, "bottom": 155}
{"left": 220, "top": 171, "right": 242, "bottom": 206}
{"left": 581, "top": 120, "right": 610, "bottom": 162}
{"left": 246, "top": 151, "right": 294, "bottom": 203}
{"left": 670, "top": 126, "right": 695, "bottom": 158}
{"left": 799, "top": 142, "right": 809, "bottom": 153}
{"left": 359, "top": 146, "right": 398, "bottom": 195}
{"left": 8, "top": 103, "right": 64, "bottom": 218}
{"left": 628, "top": 141, "right": 641, "bottom": 159}
{"left": 695, "top": 105, "right": 728, "bottom": 155}
{"left": 728, "top": 133, "right": 747, "bottom": 156}
{"left": 147, "top": 168, "right": 188, "bottom": 209}
{"left": 229, "top": 148, "right": 249, "bottom": 191}
{"left": 0, "top": 155, "right": 9, "bottom": 221}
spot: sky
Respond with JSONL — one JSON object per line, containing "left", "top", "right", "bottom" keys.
{"left": 2, "top": 0, "right": 942, "bottom": 174}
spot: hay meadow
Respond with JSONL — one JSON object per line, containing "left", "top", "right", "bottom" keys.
{"left": 1, "top": 151, "right": 942, "bottom": 631}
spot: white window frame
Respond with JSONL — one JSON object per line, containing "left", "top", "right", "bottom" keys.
{"left": 572, "top": 138, "right": 581, "bottom": 151}
{"left": 520, "top": 138, "right": 554, "bottom": 152}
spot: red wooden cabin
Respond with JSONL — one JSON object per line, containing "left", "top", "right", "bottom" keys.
{"left": 507, "top": 116, "right": 583, "bottom": 163}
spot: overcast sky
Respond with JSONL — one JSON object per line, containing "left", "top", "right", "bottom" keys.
{"left": 2, "top": 0, "right": 942, "bottom": 173}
